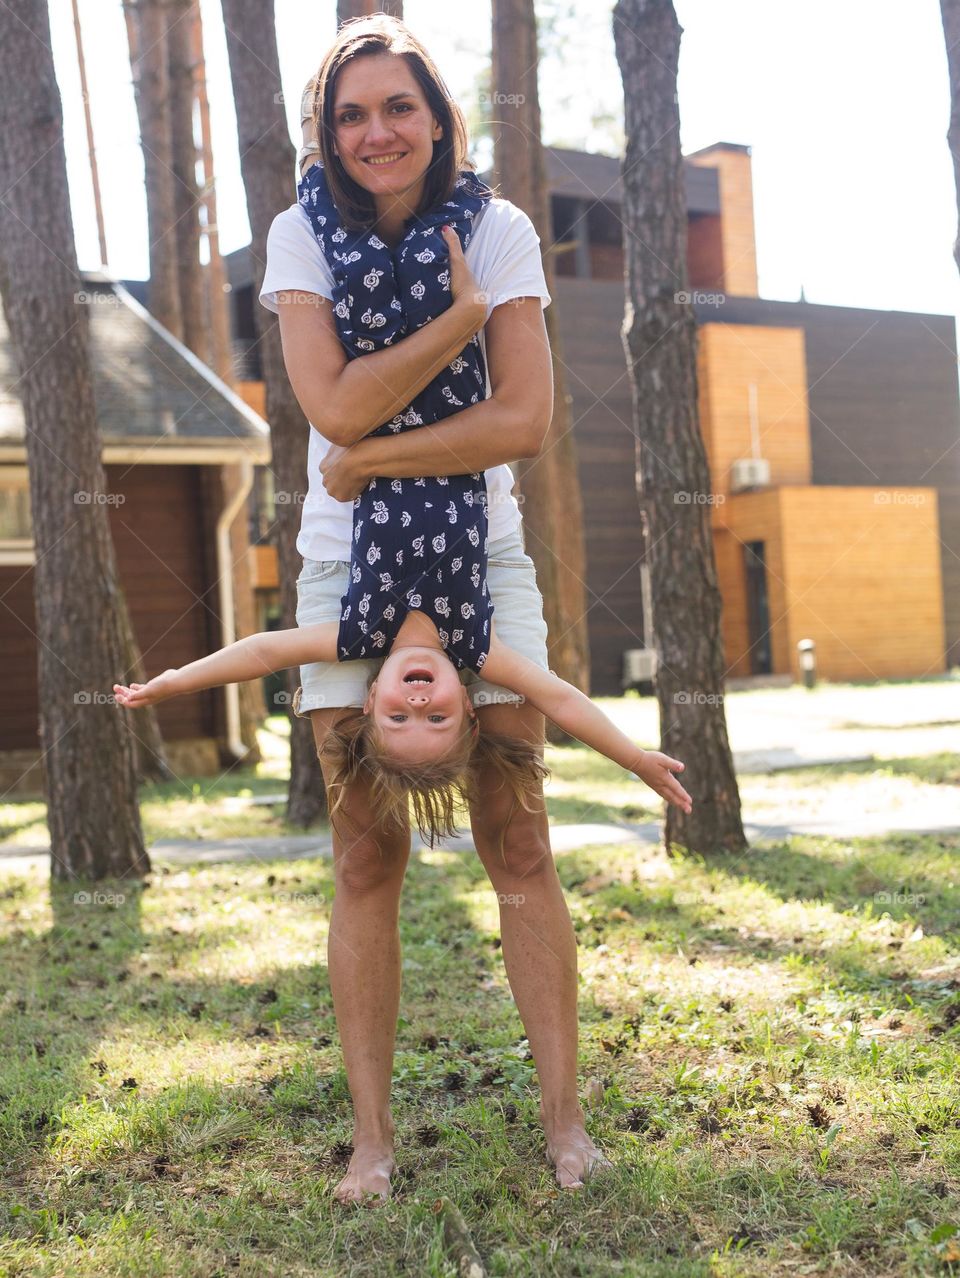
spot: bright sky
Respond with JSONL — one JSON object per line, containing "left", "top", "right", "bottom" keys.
{"left": 49, "top": 0, "right": 960, "bottom": 338}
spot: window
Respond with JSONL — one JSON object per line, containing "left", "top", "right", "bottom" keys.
{"left": 0, "top": 468, "right": 33, "bottom": 564}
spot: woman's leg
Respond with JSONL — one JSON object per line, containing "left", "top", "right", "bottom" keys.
{"left": 311, "top": 706, "right": 412, "bottom": 1203}
{"left": 468, "top": 700, "right": 611, "bottom": 1189}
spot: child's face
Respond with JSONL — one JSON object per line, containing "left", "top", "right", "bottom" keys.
{"left": 364, "top": 646, "right": 474, "bottom": 763}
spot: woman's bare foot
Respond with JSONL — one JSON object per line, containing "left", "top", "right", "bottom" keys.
{"left": 543, "top": 1116, "right": 613, "bottom": 1190}
{"left": 332, "top": 1137, "right": 397, "bottom": 1206}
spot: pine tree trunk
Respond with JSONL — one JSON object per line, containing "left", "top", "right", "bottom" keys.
{"left": 491, "top": 0, "right": 591, "bottom": 698}
{"left": 71, "top": 0, "right": 108, "bottom": 267}
{"left": 220, "top": 0, "right": 326, "bottom": 826}
{"left": 613, "top": 0, "right": 745, "bottom": 855}
{"left": 0, "top": 0, "right": 149, "bottom": 881}
{"left": 337, "top": 0, "right": 403, "bottom": 23}
{"left": 115, "top": 589, "right": 173, "bottom": 782}
{"left": 70, "top": 0, "right": 171, "bottom": 778}
{"left": 223, "top": 464, "right": 265, "bottom": 758}
{"left": 125, "top": 0, "right": 183, "bottom": 339}
{"left": 940, "top": 1, "right": 960, "bottom": 275}
{"left": 193, "top": 1, "right": 234, "bottom": 385}
{"left": 168, "top": 0, "right": 208, "bottom": 361}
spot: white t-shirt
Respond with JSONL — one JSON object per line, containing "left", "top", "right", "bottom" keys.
{"left": 259, "top": 197, "right": 551, "bottom": 562}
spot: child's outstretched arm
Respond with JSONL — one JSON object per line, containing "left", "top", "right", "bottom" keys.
{"left": 112, "top": 623, "right": 338, "bottom": 710}
{"left": 481, "top": 630, "right": 693, "bottom": 814}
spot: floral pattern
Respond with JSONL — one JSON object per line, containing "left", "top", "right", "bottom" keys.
{"left": 297, "top": 162, "right": 497, "bottom": 672}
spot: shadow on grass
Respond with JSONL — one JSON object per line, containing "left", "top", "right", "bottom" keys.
{"left": 714, "top": 834, "right": 960, "bottom": 938}
{"left": 553, "top": 838, "right": 960, "bottom": 1002}
{"left": 0, "top": 877, "right": 149, "bottom": 1161}
{"left": 0, "top": 849, "right": 577, "bottom": 1274}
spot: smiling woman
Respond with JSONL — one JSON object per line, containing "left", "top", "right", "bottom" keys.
{"left": 304, "top": 20, "right": 469, "bottom": 240}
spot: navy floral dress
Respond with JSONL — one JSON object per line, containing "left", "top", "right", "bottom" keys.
{"left": 341, "top": 474, "right": 492, "bottom": 671}
{"left": 297, "top": 162, "right": 497, "bottom": 673}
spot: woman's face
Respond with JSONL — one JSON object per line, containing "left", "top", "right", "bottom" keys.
{"left": 331, "top": 53, "right": 443, "bottom": 206}
{"left": 364, "top": 645, "right": 474, "bottom": 764}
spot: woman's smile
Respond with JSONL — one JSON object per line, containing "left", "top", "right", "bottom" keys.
{"left": 364, "top": 151, "right": 407, "bottom": 167}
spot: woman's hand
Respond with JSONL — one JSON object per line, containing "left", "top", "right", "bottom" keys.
{"left": 634, "top": 751, "right": 693, "bottom": 814}
{"left": 442, "top": 225, "right": 486, "bottom": 336}
{"left": 113, "top": 669, "right": 181, "bottom": 709}
{"left": 319, "top": 442, "right": 371, "bottom": 502}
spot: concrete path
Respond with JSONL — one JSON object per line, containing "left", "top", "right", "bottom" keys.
{"left": 1, "top": 805, "right": 956, "bottom": 876}
{"left": 2, "top": 679, "right": 955, "bottom": 874}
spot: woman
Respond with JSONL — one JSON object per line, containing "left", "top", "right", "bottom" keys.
{"left": 260, "top": 14, "right": 611, "bottom": 1203}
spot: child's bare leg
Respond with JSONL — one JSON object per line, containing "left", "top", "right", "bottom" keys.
{"left": 468, "top": 701, "right": 612, "bottom": 1189}
{"left": 311, "top": 708, "right": 411, "bottom": 1204}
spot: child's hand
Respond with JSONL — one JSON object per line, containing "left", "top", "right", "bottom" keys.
{"left": 442, "top": 225, "right": 486, "bottom": 333}
{"left": 635, "top": 751, "right": 693, "bottom": 814}
{"left": 112, "top": 669, "right": 181, "bottom": 709}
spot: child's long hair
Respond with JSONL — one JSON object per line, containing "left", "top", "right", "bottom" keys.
{"left": 319, "top": 709, "right": 548, "bottom": 849}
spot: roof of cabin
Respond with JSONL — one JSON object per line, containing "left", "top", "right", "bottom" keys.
{"left": 0, "top": 275, "right": 270, "bottom": 460}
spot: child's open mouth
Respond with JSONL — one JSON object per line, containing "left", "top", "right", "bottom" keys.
{"left": 402, "top": 669, "right": 434, "bottom": 686}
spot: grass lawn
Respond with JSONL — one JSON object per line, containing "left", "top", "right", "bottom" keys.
{"left": 1, "top": 707, "right": 959, "bottom": 1274}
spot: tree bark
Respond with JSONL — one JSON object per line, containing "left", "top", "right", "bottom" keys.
{"left": 223, "top": 464, "right": 265, "bottom": 758}
{"left": 613, "top": 0, "right": 746, "bottom": 855}
{"left": 167, "top": 0, "right": 208, "bottom": 362}
{"left": 70, "top": 0, "right": 170, "bottom": 779}
{"left": 114, "top": 584, "right": 173, "bottom": 782}
{"left": 71, "top": 0, "right": 108, "bottom": 267}
{"left": 491, "top": 0, "right": 591, "bottom": 698}
{"left": 940, "top": 1, "right": 960, "bottom": 275}
{"left": 0, "top": 0, "right": 149, "bottom": 881}
{"left": 220, "top": 0, "right": 326, "bottom": 826}
{"left": 193, "top": 0, "right": 234, "bottom": 385}
{"left": 337, "top": 0, "right": 403, "bottom": 23}
{"left": 124, "top": 0, "right": 183, "bottom": 339}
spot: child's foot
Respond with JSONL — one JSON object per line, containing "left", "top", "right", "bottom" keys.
{"left": 543, "top": 1121, "right": 613, "bottom": 1190}
{"left": 332, "top": 1138, "right": 397, "bottom": 1206}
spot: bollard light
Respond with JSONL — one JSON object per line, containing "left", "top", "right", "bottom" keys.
{"left": 797, "top": 638, "right": 817, "bottom": 689}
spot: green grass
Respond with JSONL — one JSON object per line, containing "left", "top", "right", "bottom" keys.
{"left": 1, "top": 827, "right": 960, "bottom": 1269}
{"left": 1, "top": 685, "right": 958, "bottom": 1274}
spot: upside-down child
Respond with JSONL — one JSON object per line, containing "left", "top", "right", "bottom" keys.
{"left": 113, "top": 580, "right": 692, "bottom": 829}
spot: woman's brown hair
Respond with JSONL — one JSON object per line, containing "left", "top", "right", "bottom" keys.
{"left": 308, "top": 14, "right": 473, "bottom": 231}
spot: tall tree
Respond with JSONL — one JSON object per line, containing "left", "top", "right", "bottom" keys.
{"left": 941, "top": 1, "right": 960, "bottom": 275}
{"left": 337, "top": 0, "right": 402, "bottom": 23}
{"left": 168, "top": 0, "right": 208, "bottom": 361}
{"left": 0, "top": 0, "right": 149, "bottom": 880}
{"left": 72, "top": 0, "right": 171, "bottom": 781}
{"left": 613, "top": 0, "right": 745, "bottom": 854}
{"left": 220, "top": 0, "right": 326, "bottom": 826}
{"left": 491, "top": 0, "right": 591, "bottom": 696}
{"left": 193, "top": 0, "right": 234, "bottom": 385}
{"left": 72, "top": 0, "right": 107, "bottom": 266}
{"left": 124, "top": 0, "right": 183, "bottom": 339}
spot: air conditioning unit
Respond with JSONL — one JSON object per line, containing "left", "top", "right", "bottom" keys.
{"left": 730, "top": 457, "right": 771, "bottom": 492}
{"left": 622, "top": 648, "right": 658, "bottom": 689}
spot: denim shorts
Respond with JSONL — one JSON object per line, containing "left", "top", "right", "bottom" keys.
{"left": 293, "top": 525, "right": 549, "bottom": 715}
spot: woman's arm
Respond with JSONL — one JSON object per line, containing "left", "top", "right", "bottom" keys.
{"left": 112, "top": 623, "right": 338, "bottom": 709}
{"left": 318, "top": 297, "right": 553, "bottom": 501}
{"left": 481, "top": 631, "right": 694, "bottom": 814}
{"left": 277, "top": 284, "right": 486, "bottom": 448}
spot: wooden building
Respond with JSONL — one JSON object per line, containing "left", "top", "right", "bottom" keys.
{"left": 0, "top": 276, "right": 271, "bottom": 794}
{"left": 225, "top": 141, "right": 958, "bottom": 694}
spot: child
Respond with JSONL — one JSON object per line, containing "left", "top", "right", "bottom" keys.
{"left": 113, "top": 579, "right": 693, "bottom": 838}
